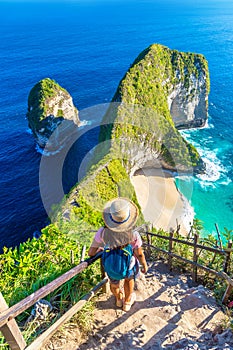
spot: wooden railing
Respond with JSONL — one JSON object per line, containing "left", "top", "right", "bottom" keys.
{"left": 142, "top": 229, "right": 233, "bottom": 305}
{"left": 1, "top": 227, "right": 233, "bottom": 350}
{"left": 0, "top": 251, "right": 107, "bottom": 350}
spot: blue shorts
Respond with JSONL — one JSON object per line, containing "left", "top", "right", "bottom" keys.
{"left": 108, "top": 259, "right": 140, "bottom": 285}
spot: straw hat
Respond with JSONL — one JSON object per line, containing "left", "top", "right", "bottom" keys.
{"left": 103, "top": 197, "right": 139, "bottom": 232}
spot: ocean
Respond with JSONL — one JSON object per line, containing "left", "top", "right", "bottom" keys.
{"left": 0, "top": 0, "right": 233, "bottom": 251}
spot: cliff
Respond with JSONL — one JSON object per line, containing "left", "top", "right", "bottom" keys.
{"left": 99, "top": 44, "right": 209, "bottom": 174}
{"left": 114, "top": 44, "right": 209, "bottom": 129}
{"left": 27, "top": 78, "right": 80, "bottom": 148}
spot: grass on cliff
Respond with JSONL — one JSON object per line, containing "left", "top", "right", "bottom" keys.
{"left": 59, "top": 157, "right": 144, "bottom": 232}
{"left": 0, "top": 224, "right": 101, "bottom": 348}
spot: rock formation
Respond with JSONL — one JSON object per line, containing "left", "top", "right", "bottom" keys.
{"left": 99, "top": 44, "right": 209, "bottom": 174}
{"left": 167, "top": 51, "right": 209, "bottom": 129}
{"left": 27, "top": 78, "right": 80, "bottom": 148}
{"left": 114, "top": 43, "right": 210, "bottom": 129}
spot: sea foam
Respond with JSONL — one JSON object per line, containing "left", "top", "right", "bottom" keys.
{"left": 180, "top": 129, "right": 230, "bottom": 189}
{"left": 34, "top": 120, "right": 91, "bottom": 156}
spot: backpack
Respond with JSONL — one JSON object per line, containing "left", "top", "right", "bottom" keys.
{"left": 102, "top": 244, "right": 134, "bottom": 280}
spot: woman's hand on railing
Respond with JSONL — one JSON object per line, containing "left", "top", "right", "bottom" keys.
{"left": 88, "top": 246, "right": 103, "bottom": 257}
{"left": 141, "top": 263, "right": 148, "bottom": 274}
{"left": 96, "top": 247, "right": 104, "bottom": 253}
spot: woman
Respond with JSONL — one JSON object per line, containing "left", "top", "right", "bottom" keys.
{"left": 88, "top": 197, "right": 148, "bottom": 312}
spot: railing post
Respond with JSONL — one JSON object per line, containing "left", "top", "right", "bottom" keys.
{"left": 0, "top": 292, "right": 26, "bottom": 350}
{"left": 222, "top": 284, "right": 233, "bottom": 304}
{"left": 215, "top": 223, "right": 223, "bottom": 250}
{"left": 168, "top": 230, "right": 174, "bottom": 271}
{"left": 80, "top": 245, "right": 86, "bottom": 262}
{"left": 192, "top": 233, "right": 199, "bottom": 283}
{"left": 176, "top": 219, "right": 181, "bottom": 235}
{"left": 223, "top": 240, "right": 232, "bottom": 273}
{"left": 146, "top": 224, "right": 151, "bottom": 259}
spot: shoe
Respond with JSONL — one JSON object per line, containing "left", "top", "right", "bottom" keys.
{"left": 116, "top": 291, "right": 124, "bottom": 308}
{"left": 123, "top": 292, "right": 136, "bottom": 312}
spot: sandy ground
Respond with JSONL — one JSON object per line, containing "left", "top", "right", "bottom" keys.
{"left": 131, "top": 168, "right": 194, "bottom": 236}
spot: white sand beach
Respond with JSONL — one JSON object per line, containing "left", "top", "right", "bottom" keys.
{"left": 131, "top": 168, "right": 194, "bottom": 236}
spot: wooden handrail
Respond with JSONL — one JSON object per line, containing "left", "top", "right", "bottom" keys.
{"left": 25, "top": 278, "right": 108, "bottom": 350}
{"left": 144, "top": 231, "right": 226, "bottom": 255}
{"left": 143, "top": 228, "right": 233, "bottom": 305}
{"left": 0, "top": 252, "right": 103, "bottom": 328}
{"left": 143, "top": 243, "right": 233, "bottom": 285}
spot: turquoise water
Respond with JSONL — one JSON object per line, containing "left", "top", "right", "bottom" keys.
{"left": 0, "top": 0, "right": 233, "bottom": 249}
{"left": 176, "top": 115, "right": 233, "bottom": 238}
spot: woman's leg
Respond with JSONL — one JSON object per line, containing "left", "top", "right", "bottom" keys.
{"left": 124, "top": 278, "right": 134, "bottom": 303}
{"left": 110, "top": 281, "right": 124, "bottom": 307}
{"left": 110, "top": 281, "right": 120, "bottom": 298}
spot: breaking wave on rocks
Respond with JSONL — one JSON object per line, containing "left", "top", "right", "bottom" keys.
{"left": 34, "top": 119, "right": 91, "bottom": 156}
{"left": 35, "top": 143, "right": 65, "bottom": 156}
{"left": 196, "top": 150, "right": 230, "bottom": 188}
{"left": 180, "top": 129, "right": 230, "bottom": 189}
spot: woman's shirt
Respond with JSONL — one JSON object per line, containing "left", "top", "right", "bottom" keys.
{"left": 92, "top": 227, "right": 142, "bottom": 250}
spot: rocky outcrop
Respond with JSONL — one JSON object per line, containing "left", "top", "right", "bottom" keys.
{"left": 100, "top": 44, "right": 209, "bottom": 174}
{"left": 114, "top": 44, "right": 209, "bottom": 129}
{"left": 27, "top": 78, "right": 80, "bottom": 148}
{"left": 167, "top": 56, "right": 209, "bottom": 129}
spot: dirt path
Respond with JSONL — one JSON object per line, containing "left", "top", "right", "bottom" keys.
{"left": 46, "top": 261, "right": 233, "bottom": 350}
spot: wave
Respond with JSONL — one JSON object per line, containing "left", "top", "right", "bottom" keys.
{"left": 35, "top": 143, "right": 65, "bottom": 156}
{"left": 35, "top": 144, "right": 43, "bottom": 155}
{"left": 196, "top": 153, "right": 222, "bottom": 185}
{"left": 26, "top": 128, "right": 33, "bottom": 135}
{"left": 180, "top": 193, "right": 195, "bottom": 232}
{"left": 78, "top": 119, "right": 92, "bottom": 128}
{"left": 180, "top": 130, "right": 230, "bottom": 189}
{"left": 196, "top": 148, "right": 230, "bottom": 188}
{"left": 205, "top": 118, "right": 214, "bottom": 129}
{"left": 34, "top": 120, "right": 92, "bottom": 156}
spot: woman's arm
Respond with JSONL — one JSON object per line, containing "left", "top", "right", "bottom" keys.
{"left": 88, "top": 239, "right": 104, "bottom": 257}
{"left": 88, "top": 228, "right": 105, "bottom": 257}
{"left": 134, "top": 247, "right": 148, "bottom": 274}
{"left": 88, "top": 246, "right": 99, "bottom": 257}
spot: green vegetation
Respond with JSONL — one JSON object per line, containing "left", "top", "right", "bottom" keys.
{"left": 99, "top": 44, "right": 209, "bottom": 171}
{"left": 0, "top": 157, "right": 144, "bottom": 348}
{"left": 27, "top": 78, "right": 71, "bottom": 134}
{"left": 141, "top": 220, "right": 233, "bottom": 305}
{"left": 60, "top": 157, "right": 144, "bottom": 230}
{"left": 0, "top": 224, "right": 100, "bottom": 348}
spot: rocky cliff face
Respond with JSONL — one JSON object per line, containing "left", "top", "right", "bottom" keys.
{"left": 100, "top": 44, "right": 209, "bottom": 174}
{"left": 167, "top": 58, "right": 209, "bottom": 129}
{"left": 27, "top": 78, "right": 80, "bottom": 148}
